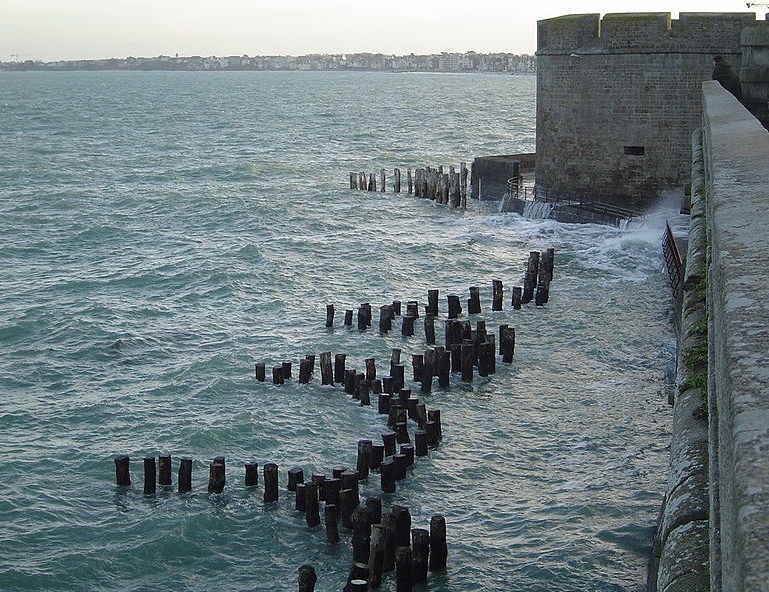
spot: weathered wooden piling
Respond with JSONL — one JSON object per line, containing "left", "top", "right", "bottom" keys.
{"left": 468, "top": 286, "right": 481, "bottom": 314}
{"left": 332, "top": 353, "right": 346, "bottom": 385}
{"left": 382, "top": 376, "right": 394, "bottom": 395}
{"left": 500, "top": 324, "right": 516, "bottom": 363}
{"left": 492, "top": 279, "right": 503, "bottom": 311}
{"left": 305, "top": 481, "right": 321, "bottom": 527}
{"left": 535, "top": 284, "right": 548, "bottom": 306}
{"left": 414, "top": 430, "right": 429, "bottom": 456}
{"left": 325, "top": 503, "right": 340, "bottom": 543}
{"left": 414, "top": 403, "right": 428, "bottom": 429}
{"left": 522, "top": 250, "right": 540, "bottom": 304}
{"left": 424, "top": 314, "right": 436, "bottom": 345}
{"left": 437, "top": 348, "right": 450, "bottom": 387}
{"left": 353, "top": 372, "right": 364, "bottom": 400}
{"left": 392, "top": 364, "right": 405, "bottom": 393}
{"left": 340, "top": 489, "right": 356, "bottom": 528}
{"left": 378, "top": 393, "right": 391, "bottom": 415}
{"left": 299, "top": 357, "right": 313, "bottom": 384}
{"left": 380, "top": 458, "right": 396, "bottom": 493}
{"left": 346, "top": 564, "right": 370, "bottom": 590}
{"left": 396, "top": 547, "right": 413, "bottom": 592}
{"left": 295, "top": 482, "right": 307, "bottom": 512}
{"left": 421, "top": 358, "right": 433, "bottom": 393}
{"left": 447, "top": 294, "right": 462, "bottom": 319}
{"left": 341, "top": 470, "right": 360, "bottom": 507}
{"left": 207, "top": 462, "right": 225, "bottom": 494}
{"left": 379, "top": 304, "right": 392, "bottom": 333}
{"left": 359, "top": 380, "right": 371, "bottom": 406}
{"left": 382, "top": 430, "right": 397, "bottom": 456}
{"left": 394, "top": 167, "right": 401, "bottom": 193}
{"left": 391, "top": 505, "right": 412, "bottom": 548}
{"left": 357, "top": 306, "right": 368, "bottom": 331}
{"left": 255, "top": 363, "right": 266, "bottom": 382}
{"left": 395, "top": 421, "right": 410, "bottom": 444}
{"left": 370, "top": 443, "right": 385, "bottom": 470}
{"left": 512, "top": 286, "right": 522, "bottom": 309}
{"left": 411, "top": 354, "right": 423, "bottom": 383}
{"left": 393, "top": 453, "right": 408, "bottom": 480}
{"left": 401, "top": 314, "right": 415, "bottom": 337}
{"left": 407, "top": 168, "right": 413, "bottom": 195}
{"left": 287, "top": 466, "right": 304, "bottom": 491}
{"left": 264, "top": 462, "right": 279, "bottom": 503}
{"left": 352, "top": 507, "right": 373, "bottom": 563}
{"left": 357, "top": 440, "right": 372, "bottom": 479}
{"left": 460, "top": 162, "right": 468, "bottom": 208}
{"left": 460, "top": 343, "right": 474, "bottom": 381}
{"left": 245, "top": 462, "right": 259, "bottom": 487}
{"left": 429, "top": 515, "right": 448, "bottom": 571}
{"left": 368, "top": 173, "right": 376, "bottom": 192}
{"left": 358, "top": 172, "right": 366, "bottom": 191}
{"left": 412, "top": 528, "right": 430, "bottom": 583}
{"left": 312, "top": 473, "right": 326, "bottom": 501}
{"left": 115, "top": 455, "right": 131, "bottom": 487}
{"left": 142, "top": 457, "right": 156, "bottom": 495}
{"left": 344, "top": 309, "right": 353, "bottom": 326}
{"left": 319, "top": 351, "right": 333, "bottom": 386}
{"left": 298, "top": 564, "right": 317, "bottom": 592}
{"left": 349, "top": 172, "right": 357, "bottom": 190}
{"left": 282, "top": 361, "right": 292, "bottom": 380}
{"left": 368, "top": 523, "right": 385, "bottom": 587}
{"left": 178, "top": 458, "right": 192, "bottom": 492}
{"left": 272, "top": 366, "right": 284, "bottom": 385}
{"left": 344, "top": 369, "right": 357, "bottom": 395}
{"left": 319, "top": 477, "right": 337, "bottom": 507}
{"left": 326, "top": 304, "right": 335, "bottom": 328}
{"left": 401, "top": 443, "right": 415, "bottom": 467}
{"left": 428, "top": 410, "right": 442, "bottom": 441}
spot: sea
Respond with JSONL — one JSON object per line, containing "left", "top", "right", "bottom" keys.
{"left": 0, "top": 70, "right": 677, "bottom": 592}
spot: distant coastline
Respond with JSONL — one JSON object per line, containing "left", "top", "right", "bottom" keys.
{"left": 0, "top": 51, "right": 535, "bottom": 73}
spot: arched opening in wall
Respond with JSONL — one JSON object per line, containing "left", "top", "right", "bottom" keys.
{"left": 624, "top": 145, "right": 646, "bottom": 156}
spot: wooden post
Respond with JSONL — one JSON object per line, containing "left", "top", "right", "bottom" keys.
{"left": 400, "top": 443, "right": 415, "bottom": 467}
{"left": 523, "top": 250, "right": 540, "bottom": 304}
{"left": 368, "top": 523, "right": 385, "bottom": 587}
{"left": 143, "top": 457, "right": 156, "bottom": 495}
{"left": 350, "top": 172, "right": 357, "bottom": 189}
{"left": 406, "top": 301, "right": 419, "bottom": 319}
{"left": 379, "top": 304, "right": 392, "bottom": 333}
{"left": 358, "top": 172, "right": 366, "bottom": 191}
{"left": 460, "top": 162, "right": 468, "bottom": 208}
{"left": 393, "top": 453, "right": 408, "bottom": 480}
{"left": 319, "top": 351, "right": 333, "bottom": 385}
{"left": 535, "top": 284, "right": 548, "bottom": 306}
{"left": 492, "top": 279, "right": 503, "bottom": 311}
{"left": 298, "top": 564, "right": 317, "bottom": 592}
{"left": 380, "top": 168, "right": 386, "bottom": 193}
{"left": 372, "top": 378, "right": 382, "bottom": 394}
{"left": 357, "top": 439, "right": 372, "bottom": 479}
{"left": 370, "top": 443, "right": 385, "bottom": 470}
{"left": 344, "top": 369, "right": 357, "bottom": 395}
{"left": 325, "top": 504, "right": 340, "bottom": 543}
{"left": 264, "top": 462, "right": 279, "bottom": 503}
{"left": 359, "top": 380, "right": 371, "bottom": 406}
{"left": 341, "top": 470, "right": 360, "bottom": 507}
{"left": 412, "top": 528, "right": 430, "bottom": 583}
{"left": 380, "top": 458, "right": 396, "bottom": 493}
{"left": 437, "top": 348, "right": 450, "bottom": 387}
{"left": 447, "top": 294, "right": 462, "bottom": 319}
{"left": 282, "top": 361, "right": 292, "bottom": 380}
{"left": 468, "top": 286, "right": 481, "bottom": 314}
{"left": 396, "top": 546, "right": 413, "bottom": 592}
{"left": 461, "top": 343, "right": 474, "bottom": 382}
{"left": 299, "top": 357, "right": 312, "bottom": 384}
{"left": 364, "top": 358, "right": 376, "bottom": 381}
{"left": 395, "top": 421, "right": 410, "bottom": 444}
{"left": 401, "top": 314, "right": 414, "bottom": 336}
{"left": 411, "top": 354, "right": 423, "bottom": 383}
{"left": 394, "top": 167, "right": 401, "bottom": 193}
{"left": 272, "top": 365, "right": 284, "bottom": 385}
{"left": 346, "top": 564, "right": 370, "bottom": 590}
{"left": 414, "top": 430, "right": 428, "bottom": 456}
{"left": 424, "top": 314, "right": 436, "bottom": 346}
{"left": 357, "top": 306, "right": 368, "bottom": 330}
{"left": 500, "top": 325, "right": 515, "bottom": 363}
{"left": 312, "top": 473, "right": 326, "bottom": 501}
{"left": 382, "top": 376, "right": 394, "bottom": 395}
{"left": 391, "top": 505, "right": 412, "bottom": 548}
{"left": 255, "top": 362, "right": 266, "bottom": 382}
{"left": 340, "top": 489, "right": 355, "bottom": 528}
{"left": 407, "top": 168, "right": 413, "bottom": 195}
{"left": 382, "top": 430, "right": 397, "bottom": 457}
{"left": 114, "top": 455, "right": 130, "bottom": 487}
{"left": 178, "top": 458, "right": 192, "bottom": 493}
{"left": 427, "top": 289, "right": 439, "bottom": 316}
{"left": 429, "top": 515, "right": 447, "bottom": 571}
{"left": 288, "top": 466, "right": 304, "bottom": 491}
{"left": 512, "top": 286, "right": 522, "bottom": 309}
{"left": 344, "top": 309, "right": 353, "bottom": 325}
{"left": 353, "top": 372, "right": 364, "bottom": 400}
{"left": 326, "top": 303, "right": 334, "bottom": 327}
{"left": 392, "top": 364, "right": 405, "bottom": 393}
{"left": 368, "top": 173, "right": 376, "bottom": 192}
{"left": 334, "top": 353, "right": 346, "bottom": 384}
{"left": 325, "top": 477, "right": 342, "bottom": 507}
{"left": 207, "top": 462, "right": 224, "bottom": 494}
{"left": 295, "top": 483, "right": 306, "bottom": 512}
{"left": 352, "top": 507, "right": 373, "bottom": 563}
{"left": 428, "top": 409, "right": 442, "bottom": 441}
{"left": 246, "top": 462, "right": 259, "bottom": 487}
{"left": 378, "top": 393, "right": 391, "bottom": 415}
{"left": 305, "top": 481, "right": 321, "bottom": 527}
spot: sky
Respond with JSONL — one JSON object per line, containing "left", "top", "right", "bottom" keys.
{"left": 1, "top": 1, "right": 765, "bottom": 62}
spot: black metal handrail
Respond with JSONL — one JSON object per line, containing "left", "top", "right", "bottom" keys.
{"left": 663, "top": 221, "right": 682, "bottom": 298}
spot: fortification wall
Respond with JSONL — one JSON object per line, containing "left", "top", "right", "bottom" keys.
{"left": 536, "top": 12, "right": 756, "bottom": 206}
{"left": 702, "top": 81, "right": 769, "bottom": 592}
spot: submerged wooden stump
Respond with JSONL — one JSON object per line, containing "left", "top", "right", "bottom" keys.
{"left": 325, "top": 503, "right": 340, "bottom": 543}
{"left": 143, "top": 457, "right": 156, "bottom": 495}
{"left": 412, "top": 528, "right": 430, "bottom": 583}
{"left": 114, "top": 455, "right": 130, "bottom": 487}
{"left": 207, "top": 461, "right": 225, "bottom": 494}
{"left": 264, "top": 462, "right": 279, "bottom": 503}
{"left": 429, "top": 515, "right": 448, "bottom": 571}
{"left": 178, "top": 458, "right": 192, "bottom": 493}
{"left": 255, "top": 363, "right": 266, "bottom": 382}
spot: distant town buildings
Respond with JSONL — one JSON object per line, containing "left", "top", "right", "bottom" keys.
{"left": 0, "top": 52, "right": 536, "bottom": 73}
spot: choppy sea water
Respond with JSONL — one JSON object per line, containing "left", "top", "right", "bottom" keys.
{"left": 0, "top": 71, "right": 675, "bottom": 592}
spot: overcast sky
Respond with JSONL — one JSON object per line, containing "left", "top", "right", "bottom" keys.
{"left": 1, "top": 1, "right": 764, "bottom": 62}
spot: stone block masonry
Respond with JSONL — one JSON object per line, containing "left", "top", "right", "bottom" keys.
{"left": 535, "top": 12, "right": 759, "bottom": 208}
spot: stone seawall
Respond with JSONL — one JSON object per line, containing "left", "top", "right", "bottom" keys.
{"left": 654, "top": 81, "right": 769, "bottom": 592}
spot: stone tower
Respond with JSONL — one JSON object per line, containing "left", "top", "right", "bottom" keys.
{"left": 535, "top": 12, "right": 758, "bottom": 208}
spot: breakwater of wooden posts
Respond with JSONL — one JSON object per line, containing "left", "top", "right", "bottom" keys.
{"left": 115, "top": 248, "right": 555, "bottom": 591}
{"left": 349, "top": 164, "right": 470, "bottom": 209}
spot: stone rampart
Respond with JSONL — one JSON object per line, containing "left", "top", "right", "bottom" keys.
{"left": 536, "top": 12, "right": 759, "bottom": 207}
{"left": 702, "top": 81, "right": 769, "bottom": 592}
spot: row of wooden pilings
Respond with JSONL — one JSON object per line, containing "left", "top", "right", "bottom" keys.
{"left": 349, "top": 164, "right": 469, "bottom": 209}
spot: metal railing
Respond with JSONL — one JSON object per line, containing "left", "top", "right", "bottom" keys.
{"left": 663, "top": 221, "right": 683, "bottom": 298}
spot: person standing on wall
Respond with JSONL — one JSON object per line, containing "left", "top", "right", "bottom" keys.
{"left": 712, "top": 55, "right": 742, "bottom": 101}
